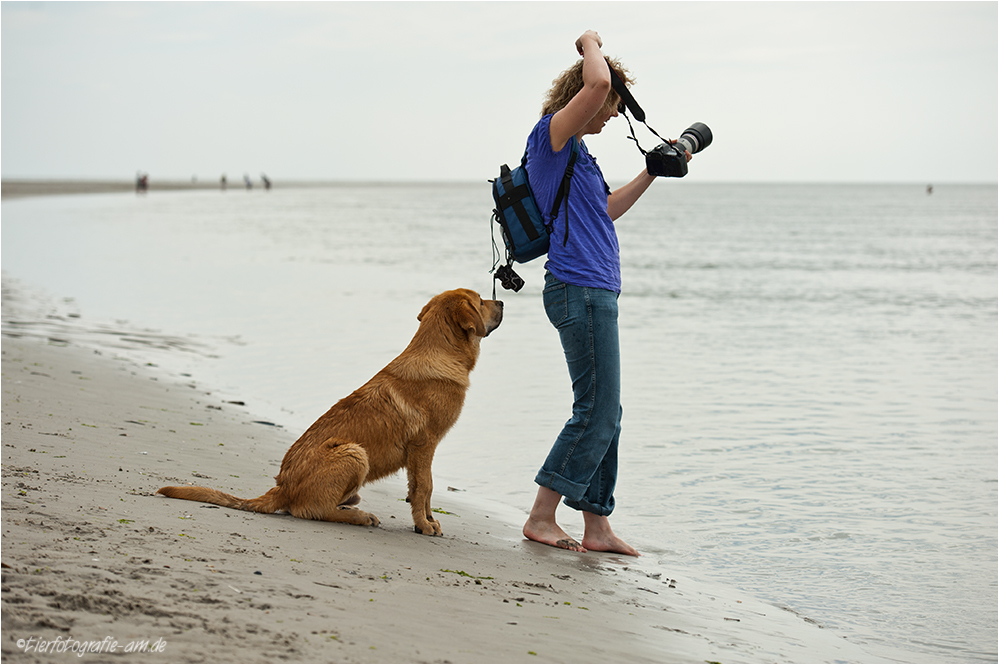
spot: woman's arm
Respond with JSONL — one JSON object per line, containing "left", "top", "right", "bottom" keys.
{"left": 607, "top": 169, "right": 656, "bottom": 221}
{"left": 608, "top": 145, "right": 692, "bottom": 221}
{"left": 548, "top": 31, "right": 611, "bottom": 152}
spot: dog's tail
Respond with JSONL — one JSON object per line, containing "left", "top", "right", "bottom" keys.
{"left": 157, "top": 485, "right": 284, "bottom": 514}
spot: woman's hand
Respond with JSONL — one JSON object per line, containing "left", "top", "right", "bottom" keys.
{"left": 669, "top": 139, "right": 693, "bottom": 162}
{"left": 575, "top": 30, "right": 602, "bottom": 55}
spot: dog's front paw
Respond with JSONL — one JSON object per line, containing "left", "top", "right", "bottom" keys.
{"left": 414, "top": 521, "right": 443, "bottom": 536}
{"left": 337, "top": 505, "right": 380, "bottom": 527}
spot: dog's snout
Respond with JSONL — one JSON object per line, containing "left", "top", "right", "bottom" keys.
{"left": 484, "top": 299, "right": 503, "bottom": 337}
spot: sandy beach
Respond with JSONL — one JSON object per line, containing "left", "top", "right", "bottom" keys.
{"left": 1, "top": 180, "right": 217, "bottom": 200}
{"left": 0, "top": 273, "right": 885, "bottom": 665}
{"left": 0, "top": 179, "right": 424, "bottom": 201}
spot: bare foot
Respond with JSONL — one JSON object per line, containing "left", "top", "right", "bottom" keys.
{"left": 582, "top": 513, "right": 640, "bottom": 557}
{"left": 523, "top": 516, "right": 586, "bottom": 553}
{"left": 580, "top": 533, "right": 640, "bottom": 556}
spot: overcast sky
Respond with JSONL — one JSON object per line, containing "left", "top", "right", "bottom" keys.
{"left": 2, "top": 1, "right": 996, "bottom": 184}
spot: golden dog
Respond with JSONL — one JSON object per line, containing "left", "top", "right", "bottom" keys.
{"left": 158, "top": 288, "right": 502, "bottom": 536}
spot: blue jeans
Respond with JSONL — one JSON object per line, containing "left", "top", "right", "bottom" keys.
{"left": 536, "top": 271, "right": 622, "bottom": 517}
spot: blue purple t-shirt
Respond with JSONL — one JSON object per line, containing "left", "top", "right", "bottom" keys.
{"left": 526, "top": 114, "right": 620, "bottom": 293}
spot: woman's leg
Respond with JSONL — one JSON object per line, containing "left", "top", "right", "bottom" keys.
{"left": 525, "top": 273, "right": 638, "bottom": 555}
{"left": 535, "top": 277, "right": 622, "bottom": 515}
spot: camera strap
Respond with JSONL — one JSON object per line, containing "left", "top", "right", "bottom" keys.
{"left": 621, "top": 110, "right": 672, "bottom": 157}
{"left": 607, "top": 61, "right": 673, "bottom": 156}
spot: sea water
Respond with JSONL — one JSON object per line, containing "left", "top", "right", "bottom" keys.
{"left": 2, "top": 182, "right": 996, "bottom": 662}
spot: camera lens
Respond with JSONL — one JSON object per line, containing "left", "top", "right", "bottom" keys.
{"left": 676, "top": 122, "right": 713, "bottom": 155}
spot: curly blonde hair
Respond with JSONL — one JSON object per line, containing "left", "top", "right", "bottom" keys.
{"left": 541, "top": 56, "right": 634, "bottom": 117}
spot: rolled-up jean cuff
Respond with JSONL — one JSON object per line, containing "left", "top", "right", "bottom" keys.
{"left": 562, "top": 496, "right": 612, "bottom": 517}
{"left": 534, "top": 469, "right": 612, "bottom": 516}
{"left": 534, "top": 469, "right": 587, "bottom": 505}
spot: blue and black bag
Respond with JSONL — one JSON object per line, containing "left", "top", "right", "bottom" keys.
{"left": 490, "top": 138, "right": 578, "bottom": 291}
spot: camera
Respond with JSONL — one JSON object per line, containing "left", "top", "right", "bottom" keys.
{"left": 495, "top": 263, "right": 525, "bottom": 292}
{"left": 645, "top": 122, "right": 713, "bottom": 178}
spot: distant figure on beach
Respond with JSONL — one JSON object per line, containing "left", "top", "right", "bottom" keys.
{"left": 926, "top": 184, "right": 933, "bottom": 195}
{"left": 261, "top": 173, "right": 271, "bottom": 190}
{"left": 220, "top": 174, "right": 227, "bottom": 190}
{"left": 520, "top": 31, "right": 690, "bottom": 558}
{"left": 244, "top": 174, "right": 252, "bottom": 190}
{"left": 136, "top": 171, "right": 148, "bottom": 194}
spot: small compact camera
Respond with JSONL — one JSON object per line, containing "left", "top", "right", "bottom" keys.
{"left": 646, "top": 122, "right": 713, "bottom": 178}
{"left": 495, "top": 263, "right": 525, "bottom": 292}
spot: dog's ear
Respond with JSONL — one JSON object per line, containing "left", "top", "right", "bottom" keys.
{"left": 457, "top": 298, "right": 487, "bottom": 338}
{"left": 417, "top": 301, "right": 433, "bottom": 322}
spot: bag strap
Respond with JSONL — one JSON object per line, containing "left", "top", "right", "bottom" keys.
{"left": 498, "top": 161, "right": 542, "bottom": 242}
{"left": 546, "top": 136, "right": 578, "bottom": 247}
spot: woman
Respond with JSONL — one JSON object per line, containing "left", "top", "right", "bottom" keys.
{"left": 521, "top": 30, "right": 689, "bottom": 557}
